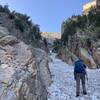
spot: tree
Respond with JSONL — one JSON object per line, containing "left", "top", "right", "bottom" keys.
{"left": 4, "top": 5, "right": 10, "bottom": 13}
{"left": 53, "top": 39, "right": 62, "bottom": 52}
{"left": 32, "top": 24, "right": 41, "bottom": 40}
{"left": 61, "top": 16, "right": 77, "bottom": 43}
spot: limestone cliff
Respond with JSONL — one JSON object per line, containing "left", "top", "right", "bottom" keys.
{"left": 0, "top": 26, "right": 51, "bottom": 100}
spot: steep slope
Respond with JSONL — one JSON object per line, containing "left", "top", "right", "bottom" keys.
{"left": 48, "top": 53, "right": 100, "bottom": 100}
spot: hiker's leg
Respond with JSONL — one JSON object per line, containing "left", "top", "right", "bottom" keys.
{"left": 81, "top": 75, "right": 87, "bottom": 94}
{"left": 76, "top": 74, "right": 80, "bottom": 96}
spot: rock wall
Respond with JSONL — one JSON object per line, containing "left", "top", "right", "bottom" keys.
{"left": 57, "top": 34, "right": 100, "bottom": 69}
{"left": 33, "top": 48, "right": 52, "bottom": 88}
{"left": 93, "top": 48, "right": 100, "bottom": 68}
{"left": 0, "top": 12, "right": 38, "bottom": 45}
{"left": 0, "top": 26, "right": 51, "bottom": 100}
{"left": 57, "top": 47, "right": 77, "bottom": 65}
{"left": 79, "top": 48, "right": 96, "bottom": 68}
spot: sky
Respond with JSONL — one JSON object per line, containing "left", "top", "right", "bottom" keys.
{"left": 0, "top": 0, "right": 90, "bottom": 33}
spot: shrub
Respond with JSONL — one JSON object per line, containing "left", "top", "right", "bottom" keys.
{"left": 53, "top": 39, "right": 62, "bottom": 52}
{"left": 0, "top": 5, "right": 10, "bottom": 13}
{"left": 14, "top": 18, "right": 25, "bottom": 32}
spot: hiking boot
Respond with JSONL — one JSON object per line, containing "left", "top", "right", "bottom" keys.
{"left": 76, "top": 94, "right": 79, "bottom": 97}
{"left": 76, "top": 92, "right": 80, "bottom": 97}
{"left": 83, "top": 91, "right": 87, "bottom": 95}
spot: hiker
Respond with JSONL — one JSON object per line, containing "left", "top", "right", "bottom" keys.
{"left": 0, "top": 60, "right": 1, "bottom": 65}
{"left": 74, "top": 58, "right": 88, "bottom": 97}
{"left": 43, "top": 38, "right": 49, "bottom": 53}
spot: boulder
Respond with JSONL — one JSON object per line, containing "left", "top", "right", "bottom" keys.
{"left": 93, "top": 49, "right": 100, "bottom": 68}
{"left": 57, "top": 47, "right": 77, "bottom": 65}
{"left": 79, "top": 48, "right": 96, "bottom": 68}
{"left": 0, "top": 35, "right": 18, "bottom": 46}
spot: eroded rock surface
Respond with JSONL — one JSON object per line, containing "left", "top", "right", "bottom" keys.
{"left": 0, "top": 26, "right": 51, "bottom": 100}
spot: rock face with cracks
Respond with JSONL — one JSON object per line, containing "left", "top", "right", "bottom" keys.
{"left": 0, "top": 26, "right": 51, "bottom": 100}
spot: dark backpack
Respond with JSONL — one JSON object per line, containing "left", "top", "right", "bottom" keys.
{"left": 74, "top": 60, "right": 86, "bottom": 74}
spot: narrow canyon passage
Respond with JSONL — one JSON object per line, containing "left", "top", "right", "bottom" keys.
{"left": 48, "top": 53, "right": 100, "bottom": 100}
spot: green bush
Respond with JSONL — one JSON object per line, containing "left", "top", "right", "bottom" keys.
{"left": 53, "top": 39, "right": 62, "bottom": 52}
{"left": 14, "top": 18, "right": 25, "bottom": 32}
{"left": 0, "top": 4, "right": 42, "bottom": 45}
{"left": 61, "top": 8, "right": 100, "bottom": 43}
{"left": 0, "top": 5, "right": 10, "bottom": 13}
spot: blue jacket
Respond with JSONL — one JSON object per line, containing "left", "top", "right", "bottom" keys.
{"left": 74, "top": 59, "right": 86, "bottom": 75}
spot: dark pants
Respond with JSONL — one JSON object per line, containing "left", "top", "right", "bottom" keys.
{"left": 75, "top": 73, "right": 86, "bottom": 95}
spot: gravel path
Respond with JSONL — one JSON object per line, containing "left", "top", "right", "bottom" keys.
{"left": 47, "top": 54, "right": 100, "bottom": 100}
